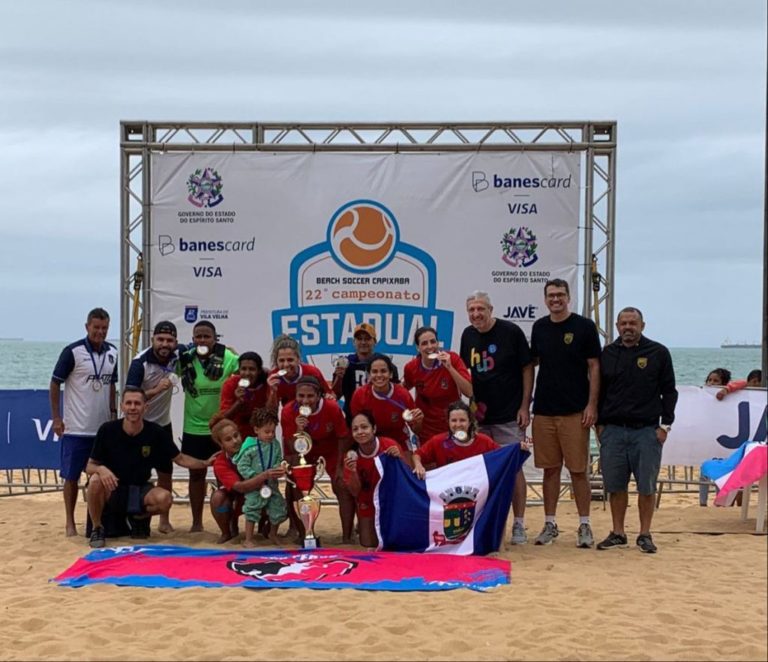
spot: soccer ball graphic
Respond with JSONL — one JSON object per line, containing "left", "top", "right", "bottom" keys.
{"left": 328, "top": 202, "right": 398, "bottom": 272}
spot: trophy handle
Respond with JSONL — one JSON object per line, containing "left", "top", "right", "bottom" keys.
{"left": 315, "top": 456, "right": 326, "bottom": 480}
{"left": 280, "top": 460, "right": 296, "bottom": 487}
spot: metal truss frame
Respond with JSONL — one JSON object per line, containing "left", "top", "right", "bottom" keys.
{"left": 120, "top": 121, "right": 617, "bottom": 370}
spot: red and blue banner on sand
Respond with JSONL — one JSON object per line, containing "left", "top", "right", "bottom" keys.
{"left": 53, "top": 545, "right": 510, "bottom": 592}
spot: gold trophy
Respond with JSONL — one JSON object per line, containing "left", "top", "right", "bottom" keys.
{"left": 285, "top": 431, "right": 326, "bottom": 549}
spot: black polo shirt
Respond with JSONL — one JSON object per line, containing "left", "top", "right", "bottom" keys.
{"left": 598, "top": 335, "right": 678, "bottom": 427}
{"left": 90, "top": 419, "right": 179, "bottom": 485}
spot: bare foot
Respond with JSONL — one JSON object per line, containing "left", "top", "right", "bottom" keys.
{"left": 65, "top": 525, "right": 78, "bottom": 537}
{"left": 283, "top": 526, "right": 299, "bottom": 539}
{"left": 268, "top": 531, "right": 280, "bottom": 545}
{"left": 341, "top": 536, "right": 354, "bottom": 545}
{"left": 216, "top": 533, "right": 234, "bottom": 544}
{"left": 242, "top": 539, "right": 257, "bottom": 548}
{"left": 158, "top": 519, "right": 175, "bottom": 534}
{"left": 189, "top": 524, "right": 204, "bottom": 533}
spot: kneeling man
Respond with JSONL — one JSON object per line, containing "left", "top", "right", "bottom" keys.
{"left": 86, "top": 386, "right": 218, "bottom": 548}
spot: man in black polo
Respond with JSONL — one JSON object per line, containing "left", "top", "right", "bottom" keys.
{"left": 85, "top": 387, "right": 218, "bottom": 548}
{"left": 596, "top": 307, "right": 677, "bottom": 553}
{"left": 125, "top": 320, "right": 183, "bottom": 532}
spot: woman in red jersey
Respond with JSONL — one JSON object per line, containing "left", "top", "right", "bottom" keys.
{"left": 280, "top": 376, "right": 355, "bottom": 544}
{"left": 403, "top": 326, "right": 472, "bottom": 442}
{"left": 413, "top": 401, "right": 500, "bottom": 479}
{"left": 215, "top": 352, "right": 270, "bottom": 442}
{"left": 266, "top": 334, "right": 333, "bottom": 408}
{"left": 350, "top": 353, "right": 422, "bottom": 459}
{"left": 342, "top": 410, "right": 403, "bottom": 548}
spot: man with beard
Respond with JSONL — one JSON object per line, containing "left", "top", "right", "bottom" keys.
{"left": 125, "top": 320, "right": 183, "bottom": 532}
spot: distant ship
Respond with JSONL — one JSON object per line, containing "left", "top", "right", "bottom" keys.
{"left": 721, "top": 338, "right": 761, "bottom": 349}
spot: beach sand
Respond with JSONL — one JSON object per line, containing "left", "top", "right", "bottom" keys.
{"left": 0, "top": 490, "right": 765, "bottom": 662}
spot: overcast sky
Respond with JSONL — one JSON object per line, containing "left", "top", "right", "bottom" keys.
{"left": 0, "top": 0, "right": 765, "bottom": 347}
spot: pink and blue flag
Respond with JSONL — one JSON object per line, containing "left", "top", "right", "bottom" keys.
{"left": 374, "top": 444, "right": 529, "bottom": 555}
{"left": 701, "top": 441, "right": 767, "bottom": 506}
{"left": 53, "top": 545, "right": 510, "bottom": 592}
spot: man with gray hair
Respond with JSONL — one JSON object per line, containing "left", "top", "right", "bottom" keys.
{"left": 460, "top": 290, "right": 533, "bottom": 544}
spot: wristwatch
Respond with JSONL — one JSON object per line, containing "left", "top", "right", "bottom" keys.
{"left": 659, "top": 424, "right": 672, "bottom": 433}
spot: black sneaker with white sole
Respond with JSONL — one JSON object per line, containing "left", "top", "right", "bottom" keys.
{"left": 89, "top": 525, "right": 106, "bottom": 549}
{"left": 636, "top": 533, "right": 658, "bottom": 553}
{"left": 596, "top": 531, "right": 628, "bottom": 550}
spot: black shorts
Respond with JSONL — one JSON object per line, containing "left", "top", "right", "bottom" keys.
{"left": 182, "top": 432, "right": 217, "bottom": 461}
{"left": 107, "top": 483, "right": 154, "bottom": 515}
{"left": 156, "top": 423, "right": 174, "bottom": 474}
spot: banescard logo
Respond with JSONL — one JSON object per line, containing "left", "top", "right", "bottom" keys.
{"left": 158, "top": 235, "right": 255, "bottom": 256}
{"left": 327, "top": 202, "right": 399, "bottom": 273}
{"left": 501, "top": 226, "right": 538, "bottom": 268}
{"left": 187, "top": 168, "right": 223, "bottom": 208}
{"left": 471, "top": 170, "right": 572, "bottom": 192}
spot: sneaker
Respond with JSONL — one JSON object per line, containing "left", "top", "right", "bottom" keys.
{"left": 89, "top": 525, "right": 106, "bottom": 549}
{"left": 596, "top": 531, "right": 628, "bottom": 550}
{"left": 510, "top": 521, "right": 528, "bottom": 545}
{"left": 534, "top": 522, "right": 559, "bottom": 545}
{"left": 576, "top": 523, "right": 594, "bottom": 548}
{"left": 636, "top": 533, "right": 658, "bottom": 554}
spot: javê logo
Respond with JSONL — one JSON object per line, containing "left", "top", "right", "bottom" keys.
{"left": 501, "top": 226, "right": 538, "bottom": 268}
{"left": 187, "top": 168, "right": 223, "bottom": 208}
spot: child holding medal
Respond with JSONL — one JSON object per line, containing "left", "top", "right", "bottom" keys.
{"left": 234, "top": 408, "right": 288, "bottom": 546}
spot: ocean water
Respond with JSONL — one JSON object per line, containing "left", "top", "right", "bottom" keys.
{"left": 0, "top": 340, "right": 762, "bottom": 390}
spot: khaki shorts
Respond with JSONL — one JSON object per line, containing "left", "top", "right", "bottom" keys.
{"left": 532, "top": 413, "right": 589, "bottom": 473}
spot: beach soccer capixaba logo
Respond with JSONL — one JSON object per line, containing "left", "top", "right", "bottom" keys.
{"left": 500, "top": 226, "right": 538, "bottom": 267}
{"left": 327, "top": 202, "right": 399, "bottom": 273}
{"left": 271, "top": 199, "right": 453, "bottom": 358}
{"left": 432, "top": 485, "right": 479, "bottom": 546}
{"left": 187, "top": 168, "right": 223, "bottom": 208}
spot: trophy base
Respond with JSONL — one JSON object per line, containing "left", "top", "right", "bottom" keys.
{"left": 301, "top": 536, "right": 320, "bottom": 550}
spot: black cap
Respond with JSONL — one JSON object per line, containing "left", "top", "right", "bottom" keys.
{"left": 153, "top": 320, "right": 177, "bottom": 337}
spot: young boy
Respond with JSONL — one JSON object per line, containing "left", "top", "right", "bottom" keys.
{"left": 234, "top": 408, "right": 288, "bottom": 546}
{"left": 210, "top": 418, "right": 247, "bottom": 543}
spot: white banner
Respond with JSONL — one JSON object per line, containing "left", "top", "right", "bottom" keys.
{"left": 149, "top": 152, "right": 580, "bottom": 370}
{"left": 661, "top": 386, "right": 768, "bottom": 466}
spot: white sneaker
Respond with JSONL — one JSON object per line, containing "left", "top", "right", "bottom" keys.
{"left": 510, "top": 521, "right": 528, "bottom": 545}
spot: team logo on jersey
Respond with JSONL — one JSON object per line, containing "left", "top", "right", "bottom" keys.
{"left": 432, "top": 485, "right": 479, "bottom": 546}
{"left": 141, "top": 446, "right": 151, "bottom": 458}
{"left": 500, "top": 226, "right": 538, "bottom": 268}
{"left": 637, "top": 357, "right": 648, "bottom": 369}
{"left": 440, "top": 377, "right": 449, "bottom": 390}
{"left": 563, "top": 333, "right": 574, "bottom": 345}
{"left": 187, "top": 168, "right": 223, "bottom": 208}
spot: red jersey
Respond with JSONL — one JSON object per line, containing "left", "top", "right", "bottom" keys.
{"left": 403, "top": 351, "right": 471, "bottom": 441}
{"left": 270, "top": 363, "right": 332, "bottom": 406}
{"left": 416, "top": 432, "right": 498, "bottom": 468}
{"left": 212, "top": 452, "right": 244, "bottom": 516}
{"left": 350, "top": 383, "right": 415, "bottom": 450}
{"left": 346, "top": 436, "right": 400, "bottom": 518}
{"left": 218, "top": 374, "right": 269, "bottom": 441}
{"left": 280, "top": 397, "right": 348, "bottom": 470}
